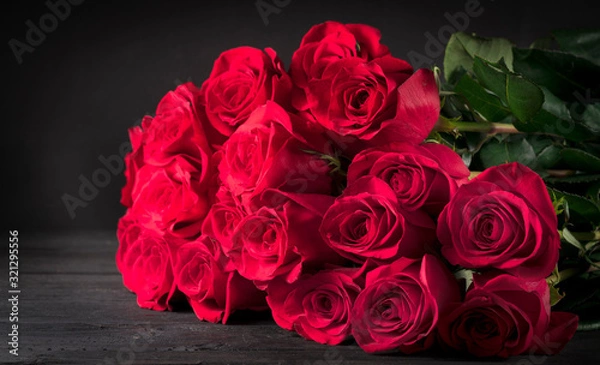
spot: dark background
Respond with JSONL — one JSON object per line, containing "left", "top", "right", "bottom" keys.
{"left": 3, "top": 0, "right": 600, "bottom": 232}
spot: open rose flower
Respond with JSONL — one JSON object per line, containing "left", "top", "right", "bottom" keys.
{"left": 437, "top": 162, "right": 560, "bottom": 280}
{"left": 266, "top": 265, "right": 370, "bottom": 345}
{"left": 218, "top": 101, "right": 332, "bottom": 205}
{"left": 348, "top": 142, "right": 470, "bottom": 215}
{"left": 172, "top": 235, "right": 266, "bottom": 324}
{"left": 290, "top": 21, "right": 391, "bottom": 110}
{"left": 143, "top": 83, "right": 212, "bottom": 169}
{"left": 305, "top": 58, "right": 438, "bottom": 155}
{"left": 351, "top": 254, "right": 461, "bottom": 353}
{"left": 201, "top": 46, "right": 292, "bottom": 137}
{"left": 116, "top": 213, "right": 179, "bottom": 311}
{"left": 201, "top": 187, "right": 247, "bottom": 255}
{"left": 229, "top": 189, "right": 344, "bottom": 286}
{"left": 130, "top": 155, "right": 211, "bottom": 238}
{"left": 121, "top": 82, "right": 216, "bottom": 211}
{"left": 320, "top": 176, "right": 436, "bottom": 264}
{"left": 438, "top": 273, "right": 577, "bottom": 357}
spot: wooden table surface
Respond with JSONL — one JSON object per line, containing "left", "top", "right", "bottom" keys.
{"left": 1, "top": 231, "right": 599, "bottom": 365}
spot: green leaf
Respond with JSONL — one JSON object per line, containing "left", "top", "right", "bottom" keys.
{"left": 548, "top": 188, "right": 600, "bottom": 224}
{"left": 472, "top": 57, "right": 510, "bottom": 102}
{"left": 549, "top": 283, "right": 565, "bottom": 306}
{"left": 512, "top": 48, "right": 600, "bottom": 101}
{"left": 506, "top": 73, "right": 545, "bottom": 122}
{"left": 479, "top": 135, "right": 536, "bottom": 168}
{"left": 472, "top": 57, "right": 544, "bottom": 123}
{"left": 536, "top": 144, "right": 563, "bottom": 169}
{"left": 454, "top": 74, "right": 511, "bottom": 122}
{"left": 444, "top": 32, "right": 514, "bottom": 84}
{"left": 523, "top": 88, "right": 593, "bottom": 142}
{"left": 552, "top": 29, "right": 600, "bottom": 66}
{"left": 561, "top": 148, "right": 600, "bottom": 172}
{"left": 562, "top": 227, "right": 586, "bottom": 251}
{"left": 574, "top": 103, "right": 600, "bottom": 135}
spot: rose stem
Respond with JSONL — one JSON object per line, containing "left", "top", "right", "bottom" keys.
{"left": 434, "top": 119, "right": 521, "bottom": 135}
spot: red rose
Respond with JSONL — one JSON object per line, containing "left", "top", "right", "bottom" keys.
{"left": 130, "top": 155, "right": 211, "bottom": 238}
{"left": 320, "top": 176, "right": 436, "bottom": 264}
{"left": 229, "top": 189, "right": 344, "bottom": 286}
{"left": 304, "top": 58, "right": 439, "bottom": 155}
{"left": 143, "top": 83, "right": 212, "bottom": 170}
{"left": 306, "top": 56, "right": 410, "bottom": 135}
{"left": 201, "top": 46, "right": 292, "bottom": 136}
{"left": 348, "top": 142, "right": 469, "bottom": 215}
{"left": 290, "top": 21, "right": 391, "bottom": 111}
{"left": 201, "top": 187, "right": 246, "bottom": 256}
{"left": 437, "top": 162, "right": 560, "bottom": 280}
{"left": 121, "top": 82, "right": 216, "bottom": 212}
{"left": 266, "top": 266, "right": 368, "bottom": 345}
{"left": 218, "top": 101, "right": 332, "bottom": 206}
{"left": 116, "top": 212, "right": 178, "bottom": 311}
{"left": 437, "top": 273, "right": 574, "bottom": 357}
{"left": 172, "top": 235, "right": 266, "bottom": 324}
{"left": 351, "top": 254, "right": 461, "bottom": 353}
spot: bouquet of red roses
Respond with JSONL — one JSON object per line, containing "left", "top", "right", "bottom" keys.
{"left": 116, "top": 21, "right": 596, "bottom": 357}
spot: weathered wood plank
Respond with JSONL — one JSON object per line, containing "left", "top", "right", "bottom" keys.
{"left": 1, "top": 232, "right": 598, "bottom": 364}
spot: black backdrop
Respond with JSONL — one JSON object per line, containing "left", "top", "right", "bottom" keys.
{"left": 3, "top": 0, "right": 599, "bottom": 232}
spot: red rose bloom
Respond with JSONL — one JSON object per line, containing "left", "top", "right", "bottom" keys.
{"left": 130, "top": 155, "right": 211, "bottom": 238}
{"left": 320, "top": 176, "right": 436, "bottom": 264}
{"left": 172, "top": 235, "right": 266, "bottom": 324}
{"left": 348, "top": 142, "right": 470, "bottom": 215}
{"left": 307, "top": 56, "right": 411, "bottom": 134}
{"left": 351, "top": 254, "right": 461, "bottom": 353}
{"left": 305, "top": 59, "right": 439, "bottom": 155}
{"left": 290, "top": 21, "right": 391, "bottom": 111}
{"left": 201, "top": 187, "right": 247, "bottom": 256}
{"left": 201, "top": 46, "right": 292, "bottom": 136}
{"left": 437, "top": 162, "right": 560, "bottom": 280}
{"left": 143, "top": 84, "right": 212, "bottom": 170}
{"left": 437, "top": 273, "right": 576, "bottom": 357}
{"left": 266, "top": 266, "right": 368, "bottom": 345}
{"left": 116, "top": 213, "right": 178, "bottom": 311}
{"left": 218, "top": 101, "right": 332, "bottom": 206}
{"left": 229, "top": 189, "right": 344, "bottom": 286}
